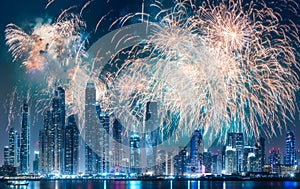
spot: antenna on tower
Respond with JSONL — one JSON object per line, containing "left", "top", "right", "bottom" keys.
{"left": 142, "top": 0, "right": 145, "bottom": 22}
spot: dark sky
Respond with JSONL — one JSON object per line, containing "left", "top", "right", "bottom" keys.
{"left": 0, "top": 0, "right": 299, "bottom": 168}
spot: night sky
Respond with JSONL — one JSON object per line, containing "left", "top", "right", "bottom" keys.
{"left": 0, "top": 0, "right": 299, "bottom": 169}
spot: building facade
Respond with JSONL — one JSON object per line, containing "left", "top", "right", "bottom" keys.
{"left": 20, "top": 101, "right": 30, "bottom": 174}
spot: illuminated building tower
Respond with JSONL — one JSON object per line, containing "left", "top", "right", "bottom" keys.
{"left": 33, "top": 151, "right": 39, "bottom": 174}
{"left": 112, "top": 119, "right": 124, "bottom": 174}
{"left": 255, "top": 137, "right": 265, "bottom": 172}
{"left": 50, "top": 87, "right": 65, "bottom": 174}
{"left": 39, "top": 109, "right": 52, "bottom": 174}
{"left": 39, "top": 129, "right": 46, "bottom": 174}
{"left": 284, "top": 131, "right": 297, "bottom": 166}
{"left": 98, "top": 111, "right": 110, "bottom": 175}
{"left": 203, "top": 150, "right": 212, "bottom": 173}
{"left": 190, "top": 129, "right": 202, "bottom": 173}
{"left": 165, "top": 152, "right": 174, "bottom": 176}
{"left": 227, "top": 132, "right": 244, "bottom": 173}
{"left": 4, "top": 146, "right": 9, "bottom": 166}
{"left": 144, "top": 102, "right": 158, "bottom": 174}
{"left": 64, "top": 115, "right": 79, "bottom": 175}
{"left": 8, "top": 128, "right": 18, "bottom": 167}
{"left": 211, "top": 153, "right": 220, "bottom": 174}
{"left": 243, "top": 145, "right": 255, "bottom": 172}
{"left": 269, "top": 148, "right": 281, "bottom": 174}
{"left": 85, "top": 81, "right": 100, "bottom": 174}
{"left": 225, "top": 146, "right": 236, "bottom": 175}
{"left": 130, "top": 132, "right": 141, "bottom": 174}
{"left": 20, "top": 101, "right": 30, "bottom": 174}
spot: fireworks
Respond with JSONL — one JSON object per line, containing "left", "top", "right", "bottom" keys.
{"left": 5, "top": 11, "right": 90, "bottom": 123}
{"left": 4, "top": 0, "right": 300, "bottom": 145}
{"left": 101, "top": 0, "right": 299, "bottom": 143}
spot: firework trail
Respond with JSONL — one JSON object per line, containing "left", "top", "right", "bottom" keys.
{"left": 5, "top": 10, "right": 88, "bottom": 120}
{"left": 99, "top": 0, "right": 299, "bottom": 144}
{"left": 80, "top": 0, "right": 94, "bottom": 16}
{"left": 45, "top": 0, "right": 55, "bottom": 9}
{"left": 4, "top": 0, "right": 299, "bottom": 145}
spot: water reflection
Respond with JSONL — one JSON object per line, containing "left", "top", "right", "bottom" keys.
{"left": 3, "top": 180, "right": 300, "bottom": 189}
{"left": 128, "top": 181, "right": 142, "bottom": 189}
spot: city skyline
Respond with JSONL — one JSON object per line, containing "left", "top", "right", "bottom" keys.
{"left": 1, "top": 83, "right": 300, "bottom": 177}
{"left": 0, "top": 0, "right": 299, "bottom": 176}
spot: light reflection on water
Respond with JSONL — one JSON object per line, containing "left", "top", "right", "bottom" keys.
{"left": 2, "top": 180, "right": 300, "bottom": 189}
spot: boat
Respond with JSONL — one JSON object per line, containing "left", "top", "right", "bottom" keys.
{"left": 6, "top": 180, "right": 29, "bottom": 186}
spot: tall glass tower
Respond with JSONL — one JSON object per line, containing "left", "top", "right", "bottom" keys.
{"left": 112, "top": 119, "right": 124, "bottom": 173}
{"left": 20, "top": 101, "right": 29, "bottom": 174}
{"left": 8, "top": 127, "right": 18, "bottom": 167}
{"left": 226, "top": 132, "right": 244, "bottom": 173}
{"left": 50, "top": 87, "right": 65, "bottom": 174}
{"left": 190, "top": 129, "right": 203, "bottom": 173}
{"left": 130, "top": 133, "right": 141, "bottom": 174}
{"left": 285, "top": 131, "right": 297, "bottom": 166}
{"left": 64, "top": 114, "right": 79, "bottom": 175}
{"left": 85, "top": 80, "right": 98, "bottom": 174}
{"left": 144, "top": 101, "right": 158, "bottom": 174}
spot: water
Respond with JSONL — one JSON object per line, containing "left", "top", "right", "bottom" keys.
{"left": 0, "top": 180, "right": 299, "bottom": 189}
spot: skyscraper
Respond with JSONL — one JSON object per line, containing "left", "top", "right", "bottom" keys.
{"left": 130, "top": 133, "right": 141, "bottom": 174}
{"left": 64, "top": 115, "right": 79, "bottom": 175}
{"left": 8, "top": 127, "right": 18, "bottom": 167}
{"left": 33, "top": 151, "right": 39, "bottom": 174}
{"left": 99, "top": 111, "right": 110, "bottom": 174}
{"left": 4, "top": 146, "right": 10, "bottom": 166}
{"left": 227, "top": 132, "right": 244, "bottom": 173}
{"left": 269, "top": 148, "right": 281, "bottom": 174}
{"left": 190, "top": 129, "right": 203, "bottom": 173}
{"left": 39, "top": 109, "right": 52, "bottom": 174}
{"left": 285, "top": 131, "right": 297, "bottom": 166}
{"left": 85, "top": 81, "right": 99, "bottom": 174}
{"left": 20, "top": 101, "right": 30, "bottom": 174}
{"left": 50, "top": 87, "right": 65, "bottom": 174}
{"left": 225, "top": 146, "right": 236, "bottom": 175}
{"left": 144, "top": 102, "right": 158, "bottom": 174}
{"left": 203, "top": 150, "right": 212, "bottom": 173}
{"left": 112, "top": 119, "right": 124, "bottom": 173}
{"left": 255, "top": 137, "right": 265, "bottom": 172}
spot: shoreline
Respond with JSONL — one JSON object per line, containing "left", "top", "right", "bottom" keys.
{"left": 0, "top": 176, "right": 299, "bottom": 182}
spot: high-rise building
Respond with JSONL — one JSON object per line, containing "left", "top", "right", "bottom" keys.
{"left": 243, "top": 145, "right": 255, "bottom": 172}
{"left": 190, "top": 129, "right": 203, "bottom": 173}
{"left": 33, "top": 151, "right": 39, "bottom": 174}
{"left": 203, "top": 150, "right": 212, "bottom": 173}
{"left": 130, "top": 133, "right": 141, "bottom": 174}
{"left": 4, "top": 146, "right": 10, "bottom": 166}
{"left": 175, "top": 147, "right": 188, "bottom": 176}
{"left": 255, "top": 137, "right": 265, "bottom": 172}
{"left": 99, "top": 111, "right": 110, "bottom": 175}
{"left": 225, "top": 146, "right": 236, "bottom": 175}
{"left": 50, "top": 87, "right": 65, "bottom": 174}
{"left": 39, "top": 109, "right": 52, "bottom": 174}
{"left": 144, "top": 102, "right": 159, "bottom": 174}
{"left": 112, "top": 119, "right": 124, "bottom": 174}
{"left": 211, "top": 153, "right": 221, "bottom": 175}
{"left": 284, "top": 131, "right": 297, "bottom": 166}
{"left": 166, "top": 152, "right": 174, "bottom": 176}
{"left": 8, "top": 128, "right": 18, "bottom": 167}
{"left": 269, "top": 148, "right": 281, "bottom": 174}
{"left": 84, "top": 81, "right": 99, "bottom": 174}
{"left": 227, "top": 132, "right": 244, "bottom": 173}
{"left": 64, "top": 115, "right": 79, "bottom": 175}
{"left": 20, "top": 101, "right": 30, "bottom": 174}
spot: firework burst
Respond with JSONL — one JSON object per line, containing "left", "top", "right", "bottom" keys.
{"left": 100, "top": 0, "right": 299, "bottom": 144}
